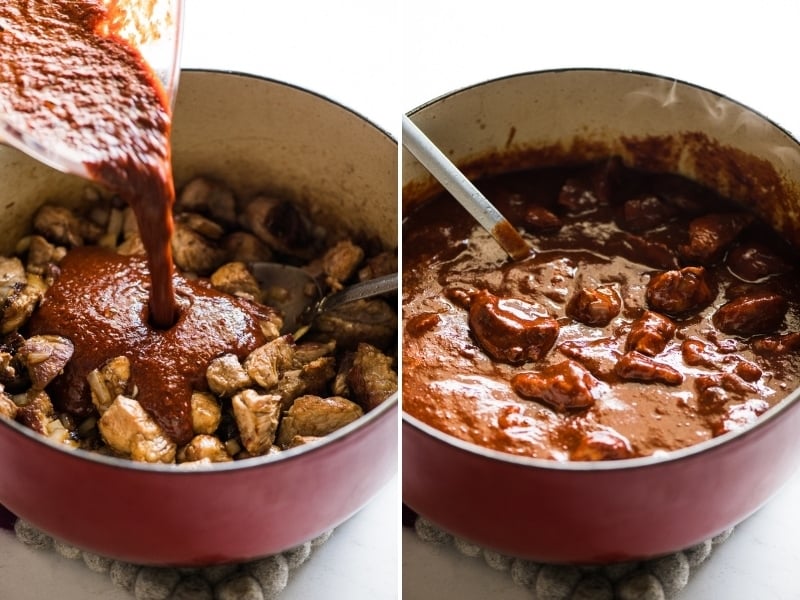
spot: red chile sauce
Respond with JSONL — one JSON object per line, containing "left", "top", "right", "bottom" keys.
{"left": 403, "top": 158, "right": 800, "bottom": 460}
{"left": 2, "top": 1, "right": 273, "bottom": 444}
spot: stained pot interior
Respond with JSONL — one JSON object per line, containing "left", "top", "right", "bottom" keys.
{"left": 0, "top": 70, "right": 398, "bottom": 255}
{"left": 402, "top": 69, "right": 800, "bottom": 248}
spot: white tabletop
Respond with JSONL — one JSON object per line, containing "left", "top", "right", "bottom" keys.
{"left": 400, "top": 2, "right": 800, "bottom": 599}
{"left": 0, "top": 2, "right": 399, "bottom": 599}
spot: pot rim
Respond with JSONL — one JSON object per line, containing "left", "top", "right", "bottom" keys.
{"left": 0, "top": 67, "right": 399, "bottom": 476}
{"left": 404, "top": 66, "right": 796, "bottom": 144}
{"left": 402, "top": 66, "right": 800, "bottom": 473}
{"left": 183, "top": 68, "right": 398, "bottom": 144}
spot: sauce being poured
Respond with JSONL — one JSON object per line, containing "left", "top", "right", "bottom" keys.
{"left": 28, "top": 248, "right": 274, "bottom": 445}
{"left": 0, "top": 0, "right": 177, "bottom": 327}
{"left": 2, "top": 1, "right": 278, "bottom": 445}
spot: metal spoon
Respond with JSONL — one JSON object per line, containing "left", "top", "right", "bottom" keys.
{"left": 249, "top": 262, "right": 397, "bottom": 337}
{"left": 402, "top": 114, "right": 531, "bottom": 261}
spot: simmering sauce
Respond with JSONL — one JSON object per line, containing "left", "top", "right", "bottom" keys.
{"left": 403, "top": 159, "right": 800, "bottom": 460}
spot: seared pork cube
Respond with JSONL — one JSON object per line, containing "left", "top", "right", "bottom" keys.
{"left": 21, "top": 235, "right": 67, "bottom": 276}
{"left": 713, "top": 292, "right": 788, "bottom": 336}
{"left": 87, "top": 356, "right": 131, "bottom": 415}
{"left": 32, "top": 204, "right": 84, "bottom": 247}
{"left": 679, "top": 212, "right": 754, "bottom": 265}
{"left": 222, "top": 231, "right": 273, "bottom": 264}
{"left": 511, "top": 360, "right": 600, "bottom": 411}
{"left": 273, "top": 357, "right": 336, "bottom": 411}
{"left": 646, "top": 266, "right": 716, "bottom": 315}
{"left": 2, "top": 273, "right": 47, "bottom": 334}
{"left": 206, "top": 353, "right": 252, "bottom": 397}
{"left": 240, "top": 196, "right": 317, "bottom": 259}
{"left": 570, "top": 429, "right": 633, "bottom": 461}
{"left": 358, "top": 251, "right": 397, "bottom": 281}
{"left": 98, "top": 395, "right": 176, "bottom": 463}
{"left": 621, "top": 195, "right": 676, "bottom": 232}
{"left": 15, "top": 390, "right": 54, "bottom": 434}
{"left": 175, "top": 177, "right": 238, "bottom": 228}
{"left": 322, "top": 240, "right": 364, "bottom": 291}
{"left": 190, "top": 391, "right": 222, "bottom": 435}
{"left": 523, "top": 205, "right": 562, "bottom": 233}
{"left": 625, "top": 310, "right": 676, "bottom": 357}
{"left": 231, "top": 389, "right": 282, "bottom": 455}
{"left": 726, "top": 243, "right": 791, "bottom": 282}
{"left": 566, "top": 284, "right": 621, "bottom": 326}
{"left": 614, "top": 351, "right": 683, "bottom": 386}
{"left": 314, "top": 298, "right": 397, "bottom": 351}
{"left": 0, "top": 387, "right": 17, "bottom": 419}
{"left": 244, "top": 335, "right": 295, "bottom": 389}
{"left": 210, "top": 262, "right": 262, "bottom": 302}
{"left": 276, "top": 395, "right": 363, "bottom": 448}
{"left": 346, "top": 343, "right": 397, "bottom": 411}
{"left": 177, "top": 434, "right": 232, "bottom": 464}
{"left": 18, "top": 335, "right": 74, "bottom": 390}
{"left": 468, "top": 289, "right": 559, "bottom": 364}
{"left": 171, "top": 216, "right": 226, "bottom": 274}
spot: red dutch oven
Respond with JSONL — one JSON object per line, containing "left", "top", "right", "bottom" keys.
{"left": 402, "top": 69, "right": 800, "bottom": 563}
{"left": 0, "top": 70, "right": 398, "bottom": 566}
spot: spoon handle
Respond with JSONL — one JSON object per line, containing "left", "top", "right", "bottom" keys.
{"left": 402, "top": 115, "right": 531, "bottom": 261}
{"left": 317, "top": 273, "right": 398, "bottom": 314}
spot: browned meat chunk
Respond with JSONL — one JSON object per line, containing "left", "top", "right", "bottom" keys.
{"left": 314, "top": 298, "right": 396, "bottom": 351}
{"left": 231, "top": 389, "right": 282, "bottom": 455}
{"left": 18, "top": 335, "right": 74, "bottom": 390}
{"left": 190, "top": 391, "right": 222, "bottom": 435}
{"left": 566, "top": 284, "right": 621, "bottom": 326}
{"left": 726, "top": 243, "right": 791, "bottom": 282}
{"left": 523, "top": 205, "right": 562, "bottom": 233}
{"left": 273, "top": 356, "right": 336, "bottom": 411}
{"left": 570, "top": 429, "right": 634, "bottom": 461}
{"left": 469, "top": 289, "right": 559, "bottom": 364}
{"left": 620, "top": 195, "right": 676, "bottom": 232}
{"left": 0, "top": 386, "right": 17, "bottom": 420}
{"left": 206, "top": 353, "right": 253, "bottom": 397}
{"left": 240, "top": 196, "right": 318, "bottom": 259}
{"left": 16, "top": 390, "right": 54, "bottom": 434}
{"left": 617, "top": 232, "right": 679, "bottom": 270}
{"left": 276, "top": 394, "right": 363, "bottom": 448}
{"left": 753, "top": 332, "right": 800, "bottom": 355}
{"left": 680, "top": 338, "right": 717, "bottom": 368}
{"left": 614, "top": 352, "right": 683, "bottom": 385}
{"left": 32, "top": 204, "right": 85, "bottom": 247}
{"left": 558, "top": 178, "right": 602, "bottom": 215}
{"left": 244, "top": 335, "right": 295, "bottom": 389}
{"left": 733, "top": 359, "right": 762, "bottom": 382}
{"left": 695, "top": 372, "right": 756, "bottom": 412}
{"left": 625, "top": 310, "right": 676, "bottom": 356}
{"left": 98, "top": 395, "right": 176, "bottom": 463}
{"left": 346, "top": 343, "right": 397, "bottom": 411}
{"left": 1, "top": 273, "right": 47, "bottom": 334}
{"left": 21, "top": 235, "right": 67, "bottom": 277}
{"left": 322, "top": 240, "right": 364, "bottom": 291}
{"left": 511, "top": 360, "right": 600, "bottom": 410}
{"left": 87, "top": 356, "right": 131, "bottom": 415}
{"left": 358, "top": 251, "right": 397, "bottom": 281}
{"left": 222, "top": 231, "right": 273, "bottom": 264}
{"left": 175, "top": 177, "right": 238, "bottom": 228}
{"left": 646, "top": 266, "right": 716, "bottom": 315}
{"left": 210, "top": 262, "right": 263, "bottom": 303}
{"left": 679, "top": 212, "right": 754, "bottom": 265}
{"left": 178, "top": 434, "right": 232, "bottom": 464}
{"left": 557, "top": 338, "right": 621, "bottom": 379}
{"left": 712, "top": 292, "right": 787, "bottom": 336}
{"left": 171, "top": 215, "right": 227, "bottom": 274}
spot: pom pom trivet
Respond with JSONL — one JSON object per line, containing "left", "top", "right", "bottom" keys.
{"left": 410, "top": 512, "right": 733, "bottom": 600}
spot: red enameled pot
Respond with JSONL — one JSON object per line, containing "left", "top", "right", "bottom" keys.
{"left": 402, "top": 69, "right": 800, "bottom": 563}
{"left": 0, "top": 70, "right": 398, "bottom": 566}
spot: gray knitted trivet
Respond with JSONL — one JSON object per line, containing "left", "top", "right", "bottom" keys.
{"left": 13, "top": 518, "right": 334, "bottom": 600}
{"left": 414, "top": 516, "right": 734, "bottom": 600}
